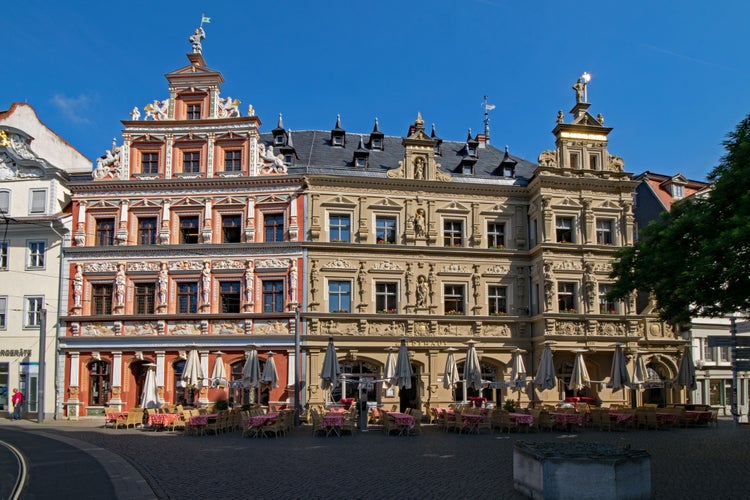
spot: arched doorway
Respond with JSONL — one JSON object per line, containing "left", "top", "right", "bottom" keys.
{"left": 173, "top": 359, "right": 199, "bottom": 407}
{"left": 332, "top": 360, "right": 379, "bottom": 405}
{"left": 129, "top": 360, "right": 150, "bottom": 408}
{"left": 456, "top": 362, "right": 501, "bottom": 405}
{"left": 643, "top": 362, "right": 669, "bottom": 407}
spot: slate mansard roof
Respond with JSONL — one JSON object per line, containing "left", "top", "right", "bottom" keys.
{"left": 263, "top": 130, "right": 536, "bottom": 185}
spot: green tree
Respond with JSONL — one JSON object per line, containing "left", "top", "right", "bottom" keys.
{"left": 609, "top": 113, "right": 750, "bottom": 324}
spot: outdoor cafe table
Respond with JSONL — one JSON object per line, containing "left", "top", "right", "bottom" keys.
{"left": 148, "top": 412, "right": 180, "bottom": 429}
{"left": 322, "top": 413, "right": 345, "bottom": 436}
{"left": 106, "top": 411, "right": 128, "bottom": 427}
{"left": 459, "top": 413, "right": 486, "bottom": 433}
{"left": 509, "top": 412, "right": 534, "bottom": 426}
{"left": 656, "top": 412, "right": 678, "bottom": 426}
{"left": 187, "top": 413, "right": 216, "bottom": 435}
{"left": 387, "top": 412, "right": 415, "bottom": 435}
{"left": 609, "top": 412, "right": 635, "bottom": 425}
{"left": 550, "top": 412, "right": 584, "bottom": 430}
{"left": 246, "top": 412, "right": 279, "bottom": 438}
{"left": 685, "top": 410, "right": 712, "bottom": 425}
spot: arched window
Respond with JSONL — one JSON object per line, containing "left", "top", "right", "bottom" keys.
{"left": 89, "top": 360, "right": 110, "bottom": 406}
{"left": 333, "top": 360, "right": 379, "bottom": 403}
{"left": 456, "top": 362, "right": 499, "bottom": 403}
{"left": 230, "top": 360, "right": 250, "bottom": 406}
{"left": 173, "top": 359, "right": 198, "bottom": 406}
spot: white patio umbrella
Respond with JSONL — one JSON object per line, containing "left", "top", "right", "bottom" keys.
{"left": 394, "top": 339, "right": 414, "bottom": 390}
{"left": 463, "top": 340, "right": 483, "bottom": 390}
{"left": 181, "top": 349, "right": 204, "bottom": 389}
{"left": 631, "top": 352, "right": 648, "bottom": 389}
{"left": 674, "top": 345, "right": 697, "bottom": 391}
{"left": 384, "top": 347, "right": 397, "bottom": 388}
{"left": 607, "top": 343, "right": 632, "bottom": 392}
{"left": 261, "top": 352, "right": 279, "bottom": 389}
{"left": 242, "top": 348, "right": 261, "bottom": 389}
{"left": 568, "top": 350, "right": 591, "bottom": 392}
{"left": 533, "top": 342, "right": 557, "bottom": 391}
{"left": 140, "top": 363, "right": 160, "bottom": 409}
{"left": 320, "top": 338, "right": 341, "bottom": 391}
{"left": 510, "top": 348, "right": 527, "bottom": 390}
{"left": 443, "top": 348, "right": 460, "bottom": 390}
{"left": 211, "top": 351, "right": 227, "bottom": 385}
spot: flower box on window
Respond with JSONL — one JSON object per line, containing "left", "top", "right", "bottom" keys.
{"left": 377, "top": 309, "right": 397, "bottom": 314}
{"left": 561, "top": 308, "right": 577, "bottom": 313}
{"left": 331, "top": 309, "right": 349, "bottom": 313}
{"left": 490, "top": 312, "right": 507, "bottom": 316}
{"left": 445, "top": 310, "right": 463, "bottom": 315}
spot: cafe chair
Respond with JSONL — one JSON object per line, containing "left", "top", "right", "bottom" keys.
{"left": 123, "top": 408, "right": 145, "bottom": 429}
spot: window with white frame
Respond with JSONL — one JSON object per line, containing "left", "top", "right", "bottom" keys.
{"left": 29, "top": 189, "right": 47, "bottom": 214}
{"left": 444, "top": 284, "right": 465, "bottom": 315}
{"left": 328, "top": 280, "right": 351, "bottom": 313}
{"left": 557, "top": 282, "right": 576, "bottom": 312}
{"left": 329, "top": 214, "right": 351, "bottom": 242}
{"left": 0, "top": 296, "right": 6, "bottom": 329}
{"left": 375, "top": 215, "right": 397, "bottom": 244}
{"left": 0, "top": 190, "right": 9, "bottom": 214}
{"left": 556, "top": 217, "right": 573, "bottom": 243}
{"left": 488, "top": 285, "right": 507, "bottom": 315}
{"left": 375, "top": 282, "right": 398, "bottom": 313}
{"left": 598, "top": 283, "right": 616, "bottom": 314}
{"left": 443, "top": 220, "right": 463, "bottom": 247}
{"left": 24, "top": 296, "right": 43, "bottom": 327}
{"left": 27, "top": 240, "right": 45, "bottom": 269}
{"left": 0, "top": 241, "right": 7, "bottom": 270}
{"left": 487, "top": 222, "right": 505, "bottom": 248}
{"left": 596, "top": 219, "right": 614, "bottom": 245}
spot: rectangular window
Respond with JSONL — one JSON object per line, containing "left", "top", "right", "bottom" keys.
{"left": 556, "top": 217, "right": 573, "bottom": 243}
{"left": 92, "top": 284, "right": 113, "bottom": 315}
{"left": 444, "top": 284, "right": 465, "bottom": 315}
{"left": 138, "top": 217, "right": 158, "bottom": 245}
{"left": 598, "top": 284, "right": 616, "bottom": 314}
{"left": 355, "top": 157, "right": 367, "bottom": 168}
{"left": 220, "top": 281, "right": 241, "bottom": 313}
{"left": 0, "top": 191, "right": 9, "bottom": 214}
{"left": 488, "top": 286, "right": 507, "bottom": 315}
{"left": 141, "top": 152, "right": 159, "bottom": 174}
{"left": 179, "top": 216, "right": 200, "bottom": 244}
{"left": 375, "top": 216, "right": 397, "bottom": 244}
{"left": 0, "top": 296, "right": 6, "bottom": 329}
{"left": 262, "top": 280, "right": 284, "bottom": 313}
{"left": 25, "top": 296, "right": 43, "bottom": 327}
{"left": 719, "top": 346, "right": 730, "bottom": 363}
{"left": 443, "top": 220, "right": 463, "bottom": 247}
{"left": 224, "top": 150, "right": 242, "bottom": 172}
{"left": 589, "top": 154, "right": 599, "bottom": 170}
{"left": 177, "top": 282, "right": 199, "bottom": 314}
{"left": 183, "top": 151, "right": 200, "bottom": 173}
{"left": 328, "top": 280, "right": 351, "bottom": 313}
{"left": 704, "top": 344, "right": 715, "bottom": 362}
{"left": 264, "top": 213, "right": 284, "bottom": 242}
{"left": 0, "top": 242, "right": 7, "bottom": 270}
{"left": 27, "top": 241, "right": 45, "bottom": 269}
{"left": 596, "top": 220, "right": 613, "bottom": 245}
{"left": 30, "top": 189, "right": 46, "bottom": 214}
{"left": 95, "top": 218, "right": 116, "bottom": 246}
{"left": 375, "top": 282, "right": 398, "bottom": 313}
{"left": 329, "top": 214, "right": 351, "bottom": 242}
{"left": 222, "top": 215, "right": 242, "bottom": 243}
{"left": 558, "top": 282, "right": 576, "bottom": 312}
{"left": 135, "top": 283, "right": 155, "bottom": 314}
{"left": 187, "top": 104, "right": 201, "bottom": 120}
{"left": 487, "top": 222, "right": 505, "bottom": 248}
{"left": 569, "top": 152, "right": 580, "bottom": 168}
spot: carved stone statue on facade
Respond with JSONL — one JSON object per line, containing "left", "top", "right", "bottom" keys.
{"left": 416, "top": 276, "right": 428, "bottom": 308}
{"left": 543, "top": 262, "right": 555, "bottom": 311}
{"left": 73, "top": 264, "right": 83, "bottom": 308}
{"left": 218, "top": 96, "right": 241, "bottom": 118}
{"left": 608, "top": 155, "right": 625, "bottom": 171}
{"left": 158, "top": 262, "right": 169, "bottom": 305}
{"left": 413, "top": 209, "right": 426, "bottom": 238}
{"left": 189, "top": 26, "right": 206, "bottom": 54}
{"left": 310, "top": 259, "right": 319, "bottom": 302}
{"left": 93, "top": 144, "right": 122, "bottom": 179}
{"left": 357, "top": 262, "right": 367, "bottom": 303}
{"left": 556, "top": 110, "right": 564, "bottom": 124}
{"left": 144, "top": 99, "right": 169, "bottom": 121}
{"left": 573, "top": 78, "right": 585, "bottom": 103}
{"left": 537, "top": 150, "right": 557, "bottom": 167}
{"left": 114, "top": 263, "right": 126, "bottom": 307}
{"left": 584, "top": 261, "right": 597, "bottom": 310}
{"left": 289, "top": 260, "right": 298, "bottom": 304}
{"left": 130, "top": 107, "right": 141, "bottom": 120}
{"left": 414, "top": 156, "right": 425, "bottom": 180}
{"left": 244, "top": 260, "right": 254, "bottom": 305}
{"left": 201, "top": 261, "right": 211, "bottom": 305}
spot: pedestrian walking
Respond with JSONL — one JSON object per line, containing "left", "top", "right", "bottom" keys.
{"left": 11, "top": 388, "right": 23, "bottom": 420}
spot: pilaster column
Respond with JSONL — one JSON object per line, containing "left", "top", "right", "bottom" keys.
{"left": 110, "top": 351, "right": 123, "bottom": 405}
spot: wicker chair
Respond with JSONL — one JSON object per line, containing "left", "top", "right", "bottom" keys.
{"left": 122, "top": 408, "right": 145, "bottom": 429}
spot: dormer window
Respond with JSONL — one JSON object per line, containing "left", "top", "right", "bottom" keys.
{"left": 671, "top": 184, "right": 684, "bottom": 198}
{"left": 187, "top": 104, "right": 201, "bottom": 120}
{"left": 274, "top": 135, "right": 285, "bottom": 145}
{"left": 503, "top": 165, "right": 515, "bottom": 177}
{"left": 355, "top": 157, "right": 367, "bottom": 168}
{"left": 283, "top": 154, "right": 294, "bottom": 166}
{"left": 368, "top": 118, "right": 384, "bottom": 151}
{"left": 333, "top": 135, "right": 344, "bottom": 147}
{"left": 462, "top": 164, "right": 474, "bottom": 175}
{"left": 372, "top": 138, "right": 382, "bottom": 149}
{"left": 331, "top": 114, "right": 346, "bottom": 148}
{"left": 467, "top": 145, "right": 476, "bottom": 156}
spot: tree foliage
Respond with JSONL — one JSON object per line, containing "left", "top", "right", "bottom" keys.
{"left": 609, "top": 113, "right": 750, "bottom": 324}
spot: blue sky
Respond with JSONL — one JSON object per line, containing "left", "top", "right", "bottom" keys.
{"left": 3, "top": 1, "right": 748, "bottom": 181}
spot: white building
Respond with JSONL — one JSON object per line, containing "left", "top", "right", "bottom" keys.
{"left": 0, "top": 103, "right": 90, "bottom": 419}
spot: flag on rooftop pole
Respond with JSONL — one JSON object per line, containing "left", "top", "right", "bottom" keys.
{"left": 201, "top": 14, "right": 211, "bottom": 25}
{"left": 485, "top": 103, "right": 496, "bottom": 111}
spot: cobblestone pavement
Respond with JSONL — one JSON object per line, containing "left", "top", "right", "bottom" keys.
{"left": 6, "top": 418, "right": 749, "bottom": 499}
